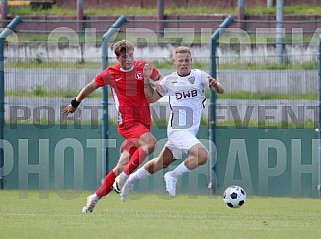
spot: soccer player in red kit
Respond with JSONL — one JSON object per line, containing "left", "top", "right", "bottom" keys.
{"left": 63, "top": 40, "right": 162, "bottom": 213}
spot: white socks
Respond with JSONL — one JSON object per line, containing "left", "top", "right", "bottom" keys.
{"left": 128, "top": 166, "right": 151, "bottom": 184}
{"left": 170, "top": 161, "right": 190, "bottom": 178}
{"left": 126, "top": 161, "right": 190, "bottom": 184}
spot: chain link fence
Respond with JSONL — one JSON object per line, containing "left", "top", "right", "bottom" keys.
{"left": 2, "top": 17, "right": 319, "bottom": 128}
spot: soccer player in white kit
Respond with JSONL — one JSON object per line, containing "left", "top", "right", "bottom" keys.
{"left": 121, "top": 46, "right": 224, "bottom": 201}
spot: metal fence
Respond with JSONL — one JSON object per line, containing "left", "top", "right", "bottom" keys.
{"left": 1, "top": 16, "right": 320, "bottom": 193}
{"left": 2, "top": 17, "right": 318, "bottom": 128}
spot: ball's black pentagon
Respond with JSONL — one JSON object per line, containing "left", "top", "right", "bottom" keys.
{"left": 230, "top": 192, "right": 238, "bottom": 199}
{"left": 240, "top": 189, "right": 245, "bottom": 195}
{"left": 227, "top": 203, "right": 234, "bottom": 208}
{"left": 239, "top": 200, "right": 244, "bottom": 206}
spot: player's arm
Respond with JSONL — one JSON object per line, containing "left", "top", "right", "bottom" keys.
{"left": 143, "top": 61, "right": 163, "bottom": 103}
{"left": 150, "top": 72, "right": 162, "bottom": 81}
{"left": 144, "top": 60, "right": 162, "bottom": 82}
{"left": 208, "top": 76, "right": 224, "bottom": 94}
{"left": 76, "top": 78, "right": 99, "bottom": 101}
{"left": 142, "top": 60, "right": 162, "bottom": 82}
{"left": 201, "top": 71, "right": 224, "bottom": 94}
{"left": 62, "top": 79, "right": 99, "bottom": 115}
{"left": 144, "top": 80, "right": 162, "bottom": 103}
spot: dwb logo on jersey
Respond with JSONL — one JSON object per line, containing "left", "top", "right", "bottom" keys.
{"left": 175, "top": 90, "right": 198, "bottom": 100}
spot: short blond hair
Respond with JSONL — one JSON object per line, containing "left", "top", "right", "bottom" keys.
{"left": 113, "top": 40, "right": 135, "bottom": 57}
{"left": 175, "top": 46, "right": 191, "bottom": 55}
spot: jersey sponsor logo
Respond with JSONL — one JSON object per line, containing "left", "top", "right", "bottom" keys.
{"left": 188, "top": 76, "right": 195, "bottom": 84}
{"left": 136, "top": 72, "right": 143, "bottom": 80}
{"left": 115, "top": 77, "right": 122, "bottom": 82}
{"left": 175, "top": 89, "right": 198, "bottom": 100}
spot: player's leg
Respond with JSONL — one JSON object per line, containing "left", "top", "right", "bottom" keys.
{"left": 174, "top": 142, "right": 209, "bottom": 174}
{"left": 123, "top": 131, "right": 157, "bottom": 174}
{"left": 144, "top": 146, "right": 176, "bottom": 173}
{"left": 96, "top": 150, "right": 132, "bottom": 197}
{"left": 115, "top": 129, "right": 157, "bottom": 191}
{"left": 164, "top": 143, "right": 208, "bottom": 197}
{"left": 82, "top": 141, "right": 137, "bottom": 213}
{"left": 121, "top": 146, "right": 176, "bottom": 202}
{"left": 163, "top": 131, "right": 208, "bottom": 197}
{"left": 114, "top": 138, "right": 139, "bottom": 176}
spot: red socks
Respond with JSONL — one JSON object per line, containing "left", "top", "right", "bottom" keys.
{"left": 95, "top": 147, "right": 148, "bottom": 199}
{"left": 123, "top": 147, "right": 148, "bottom": 175}
{"left": 95, "top": 170, "right": 116, "bottom": 199}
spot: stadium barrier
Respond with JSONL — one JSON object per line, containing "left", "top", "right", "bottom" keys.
{"left": 0, "top": 16, "right": 320, "bottom": 197}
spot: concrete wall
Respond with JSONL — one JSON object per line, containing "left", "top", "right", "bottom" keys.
{"left": 5, "top": 42, "right": 318, "bottom": 65}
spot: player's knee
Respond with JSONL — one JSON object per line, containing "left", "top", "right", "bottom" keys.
{"left": 198, "top": 148, "right": 209, "bottom": 165}
{"left": 146, "top": 138, "right": 157, "bottom": 153}
{"left": 162, "top": 160, "right": 171, "bottom": 169}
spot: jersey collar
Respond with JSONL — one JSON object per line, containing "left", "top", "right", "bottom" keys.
{"left": 177, "top": 71, "right": 191, "bottom": 77}
{"left": 120, "top": 65, "right": 134, "bottom": 72}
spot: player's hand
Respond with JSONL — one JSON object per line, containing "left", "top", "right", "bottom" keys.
{"left": 208, "top": 76, "right": 218, "bottom": 87}
{"left": 208, "top": 76, "right": 224, "bottom": 94}
{"left": 143, "top": 61, "right": 153, "bottom": 82}
{"left": 62, "top": 105, "right": 76, "bottom": 115}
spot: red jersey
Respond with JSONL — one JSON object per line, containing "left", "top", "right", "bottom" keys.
{"left": 95, "top": 60, "right": 159, "bottom": 129}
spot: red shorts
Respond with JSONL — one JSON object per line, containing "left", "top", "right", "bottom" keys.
{"left": 119, "top": 123, "right": 151, "bottom": 154}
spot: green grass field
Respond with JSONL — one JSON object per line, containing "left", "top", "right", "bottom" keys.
{"left": 0, "top": 190, "right": 320, "bottom": 239}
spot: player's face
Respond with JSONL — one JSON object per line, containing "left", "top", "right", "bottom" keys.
{"left": 173, "top": 52, "right": 192, "bottom": 76}
{"left": 117, "top": 52, "right": 134, "bottom": 70}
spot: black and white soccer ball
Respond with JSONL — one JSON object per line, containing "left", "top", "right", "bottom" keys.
{"left": 223, "top": 185, "right": 246, "bottom": 208}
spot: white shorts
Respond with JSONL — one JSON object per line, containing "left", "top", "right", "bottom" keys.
{"left": 164, "top": 130, "right": 201, "bottom": 159}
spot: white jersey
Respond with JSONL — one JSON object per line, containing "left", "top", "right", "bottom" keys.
{"left": 158, "top": 69, "right": 210, "bottom": 137}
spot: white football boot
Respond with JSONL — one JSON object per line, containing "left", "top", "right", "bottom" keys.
{"left": 121, "top": 180, "right": 134, "bottom": 202}
{"left": 82, "top": 195, "right": 98, "bottom": 213}
{"left": 164, "top": 172, "right": 178, "bottom": 197}
{"left": 113, "top": 174, "right": 128, "bottom": 194}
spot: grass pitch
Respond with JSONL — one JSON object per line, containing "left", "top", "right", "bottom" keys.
{"left": 0, "top": 190, "right": 320, "bottom": 239}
